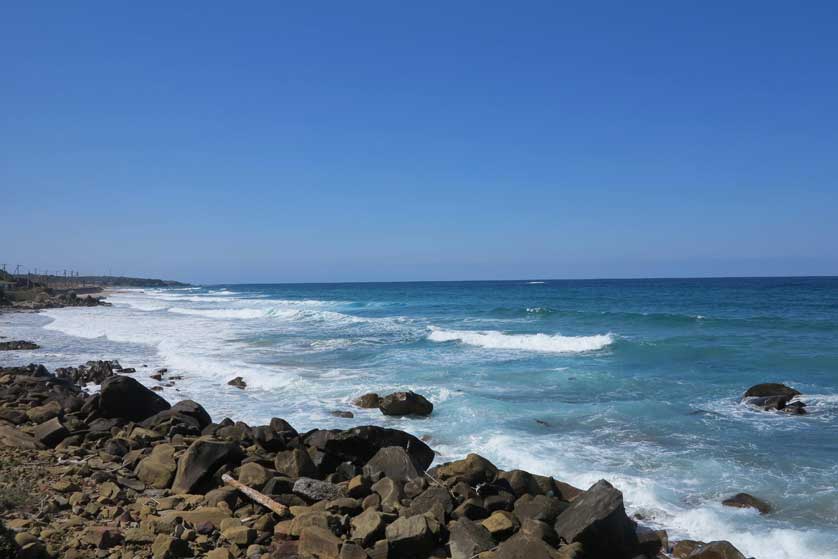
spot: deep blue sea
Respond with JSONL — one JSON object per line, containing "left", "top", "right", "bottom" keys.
{"left": 2, "top": 277, "right": 837, "bottom": 558}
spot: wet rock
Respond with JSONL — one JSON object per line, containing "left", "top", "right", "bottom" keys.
{"left": 742, "top": 383, "right": 800, "bottom": 399}
{"left": 385, "top": 515, "right": 437, "bottom": 559}
{"left": 294, "top": 477, "right": 344, "bottom": 502}
{"left": 672, "top": 540, "right": 704, "bottom": 558}
{"left": 636, "top": 526, "right": 668, "bottom": 557}
{"left": 227, "top": 376, "right": 246, "bottom": 389}
{"left": 378, "top": 391, "right": 433, "bottom": 416}
{"left": 721, "top": 493, "right": 771, "bottom": 514}
{"left": 686, "top": 540, "right": 746, "bottom": 559}
{"left": 362, "top": 446, "right": 423, "bottom": 482}
{"left": 448, "top": 518, "right": 494, "bottom": 559}
{"left": 98, "top": 375, "right": 171, "bottom": 421}
{"left": 331, "top": 410, "right": 354, "bottom": 418}
{"left": 353, "top": 393, "right": 381, "bottom": 408}
{"left": 0, "top": 340, "right": 39, "bottom": 351}
{"left": 553, "top": 479, "right": 638, "bottom": 559}
{"left": 171, "top": 439, "right": 243, "bottom": 494}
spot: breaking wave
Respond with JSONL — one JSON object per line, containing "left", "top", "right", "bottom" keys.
{"left": 427, "top": 326, "right": 614, "bottom": 353}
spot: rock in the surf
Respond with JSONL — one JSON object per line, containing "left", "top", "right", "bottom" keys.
{"left": 721, "top": 492, "right": 771, "bottom": 514}
{"left": 227, "top": 376, "right": 247, "bottom": 389}
{"left": 741, "top": 383, "right": 800, "bottom": 399}
{"left": 353, "top": 392, "right": 382, "bottom": 408}
{"left": 684, "top": 540, "right": 746, "bottom": 559}
{"left": 378, "top": 391, "right": 433, "bottom": 416}
{"left": 0, "top": 340, "right": 39, "bottom": 351}
{"left": 553, "top": 479, "right": 638, "bottom": 559}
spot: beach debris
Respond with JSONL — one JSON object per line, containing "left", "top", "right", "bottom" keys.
{"left": 227, "top": 376, "right": 247, "bottom": 389}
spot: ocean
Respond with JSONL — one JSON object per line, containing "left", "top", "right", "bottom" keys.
{"left": 2, "top": 277, "right": 837, "bottom": 558}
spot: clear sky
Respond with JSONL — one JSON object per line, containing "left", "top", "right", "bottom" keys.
{"left": 2, "top": 2, "right": 837, "bottom": 284}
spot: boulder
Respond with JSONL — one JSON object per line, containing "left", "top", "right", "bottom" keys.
{"left": 151, "top": 533, "right": 188, "bottom": 559}
{"left": 742, "top": 383, "right": 800, "bottom": 399}
{"left": 431, "top": 453, "right": 498, "bottom": 485}
{"left": 385, "top": 515, "right": 437, "bottom": 559}
{"left": 378, "top": 391, "right": 433, "bottom": 416}
{"left": 636, "top": 526, "right": 668, "bottom": 557}
{"left": 98, "top": 375, "right": 171, "bottom": 422}
{"left": 350, "top": 508, "right": 386, "bottom": 546}
{"left": 0, "top": 425, "right": 44, "bottom": 449}
{"left": 493, "top": 532, "right": 570, "bottom": 559}
{"left": 315, "top": 426, "right": 435, "bottom": 471}
{"left": 686, "top": 541, "right": 746, "bottom": 559}
{"left": 32, "top": 417, "right": 70, "bottom": 447}
{"left": 553, "top": 479, "right": 638, "bottom": 559}
{"left": 171, "top": 439, "right": 243, "bottom": 494}
{"left": 274, "top": 448, "right": 317, "bottom": 479}
{"left": 26, "top": 400, "right": 63, "bottom": 423}
{"left": 448, "top": 518, "right": 494, "bottom": 559}
{"left": 362, "top": 446, "right": 423, "bottom": 482}
{"left": 237, "top": 462, "right": 270, "bottom": 487}
{"left": 294, "top": 477, "right": 344, "bottom": 502}
{"left": 481, "top": 510, "right": 519, "bottom": 540}
{"left": 353, "top": 393, "right": 381, "bottom": 408}
{"left": 135, "top": 444, "right": 178, "bottom": 489}
{"left": 721, "top": 492, "right": 771, "bottom": 514}
{"left": 513, "top": 494, "right": 565, "bottom": 523}
{"left": 299, "top": 526, "right": 341, "bottom": 559}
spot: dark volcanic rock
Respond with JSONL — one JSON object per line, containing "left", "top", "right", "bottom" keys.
{"left": 171, "top": 439, "right": 243, "bottom": 494}
{"left": 0, "top": 340, "right": 39, "bottom": 351}
{"left": 742, "top": 383, "right": 800, "bottom": 399}
{"left": 553, "top": 479, "right": 638, "bottom": 559}
{"left": 98, "top": 375, "right": 171, "bottom": 421}
{"left": 293, "top": 477, "right": 344, "bottom": 502}
{"left": 722, "top": 492, "right": 771, "bottom": 514}
{"left": 378, "top": 391, "right": 433, "bottom": 416}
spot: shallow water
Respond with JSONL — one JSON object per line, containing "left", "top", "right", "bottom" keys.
{"left": 2, "top": 277, "right": 837, "bottom": 558}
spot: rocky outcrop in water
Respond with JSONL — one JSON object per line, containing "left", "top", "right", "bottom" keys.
{"left": 0, "top": 340, "right": 40, "bottom": 351}
{"left": 0, "top": 362, "right": 748, "bottom": 559}
{"left": 741, "top": 383, "right": 806, "bottom": 414}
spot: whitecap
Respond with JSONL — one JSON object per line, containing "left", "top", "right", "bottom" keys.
{"left": 427, "top": 326, "right": 614, "bottom": 353}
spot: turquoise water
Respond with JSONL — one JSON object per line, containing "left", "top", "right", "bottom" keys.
{"left": 2, "top": 277, "right": 837, "bottom": 557}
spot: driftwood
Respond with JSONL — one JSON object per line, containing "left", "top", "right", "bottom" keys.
{"left": 221, "top": 473, "right": 289, "bottom": 517}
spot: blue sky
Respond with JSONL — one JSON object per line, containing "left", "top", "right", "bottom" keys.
{"left": 2, "top": 2, "right": 837, "bottom": 283}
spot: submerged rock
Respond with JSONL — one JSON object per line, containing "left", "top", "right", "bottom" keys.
{"left": 353, "top": 393, "right": 381, "bottom": 408}
{"left": 721, "top": 492, "right": 771, "bottom": 514}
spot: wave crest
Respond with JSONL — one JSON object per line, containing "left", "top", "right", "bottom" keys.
{"left": 427, "top": 327, "right": 614, "bottom": 353}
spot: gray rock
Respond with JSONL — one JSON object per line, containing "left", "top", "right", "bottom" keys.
{"left": 293, "top": 477, "right": 344, "bottom": 502}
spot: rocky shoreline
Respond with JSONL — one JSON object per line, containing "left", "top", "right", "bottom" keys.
{"left": 0, "top": 355, "right": 757, "bottom": 559}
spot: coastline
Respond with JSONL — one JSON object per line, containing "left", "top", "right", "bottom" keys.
{"left": 0, "top": 306, "right": 751, "bottom": 559}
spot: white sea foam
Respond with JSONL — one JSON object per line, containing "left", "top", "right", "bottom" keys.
{"left": 427, "top": 326, "right": 613, "bottom": 353}
{"left": 527, "top": 281, "right": 546, "bottom": 284}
